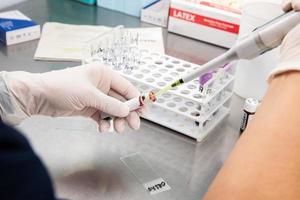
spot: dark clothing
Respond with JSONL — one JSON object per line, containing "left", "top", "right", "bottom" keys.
{"left": 0, "top": 121, "right": 55, "bottom": 200}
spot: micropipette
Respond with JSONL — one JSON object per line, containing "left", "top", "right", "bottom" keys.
{"left": 156, "top": 10, "right": 300, "bottom": 96}
{"left": 102, "top": 10, "right": 300, "bottom": 120}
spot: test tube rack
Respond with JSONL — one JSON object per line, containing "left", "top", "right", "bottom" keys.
{"left": 83, "top": 27, "right": 234, "bottom": 142}
{"left": 121, "top": 50, "right": 234, "bottom": 142}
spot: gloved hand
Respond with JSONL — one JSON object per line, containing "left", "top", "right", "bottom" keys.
{"left": 0, "top": 62, "right": 142, "bottom": 133}
{"left": 282, "top": 0, "right": 300, "bottom": 12}
{"left": 268, "top": 0, "right": 300, "bottom": 81}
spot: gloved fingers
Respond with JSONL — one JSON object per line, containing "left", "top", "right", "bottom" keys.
{"left": 88, "top": 87, "right": 129, "bottom": 118}
{"left": 126, "top": 111, "right": 141, "bottom": 130}
{"left": 282, "top": 0, "right": 292, "bottom": 11}
{"left": 110, "top": 70, "right": 140, "bottom": 99}
{"left": 75, "top": 107, "right": 98, "bottom": 118}
{"left": 292, "top": 0, "right": 300, "bottom": 10}
{"left": 108, "top": 89, "right": 145, "bottom": 114}
{"left": 113, "top": 117, "right": 126, "bottom": 133}
{"left": 110, "top": 89, "right": 142, "bottom": 130}
{"left": 280, "top": 23, "right": 300, "bottom": 60}
{"left": 90, "top": 110, "right": 110, "bottom": 133}
{"left": 108, "top": 89, "right": 127, "bottom": 102}
{"left": 137, "top": 104, "right": 147, "bottom": 115}
{"left": 99, "top": 120, "right": 111, "bottom": 132}
{"left": 91, "top": 110, "right": 126, "bottom": 133}
{"left": 283, "top": 0, "right": 300, "bottom": 11}
{"left": 113, "top": 112, "right": 141, "bottom": 132}
{"left": 90, "top": 98, "right": 141, "bottom": 132}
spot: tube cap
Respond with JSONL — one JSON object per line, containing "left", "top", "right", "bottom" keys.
{"left": 222, "top": 63, "right": 232, "bottom": 72}
{"left": 199, "top": 71, "right": 213, "bottom": 85}
{"left": 244, "top": 98, "right": 259, "bottom": 113}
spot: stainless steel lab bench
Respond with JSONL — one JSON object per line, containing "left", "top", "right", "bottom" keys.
{"left": 0, "top": 0, "right": 244, "bottom": 199}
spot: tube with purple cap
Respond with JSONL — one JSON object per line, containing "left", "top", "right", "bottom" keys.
{"left": 218, "top": 63, "right": 232, "bottom": 83}
{"left": 199, "top": 72, "right": 213, "bottom": 90}
{"left": 199, "top": 71, "right": 214, "bottom": 97}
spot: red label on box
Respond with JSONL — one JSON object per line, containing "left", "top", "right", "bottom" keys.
{"left": 169, "top": 7, "right": 240, "bottom": 34}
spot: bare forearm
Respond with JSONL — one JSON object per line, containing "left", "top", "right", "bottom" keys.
{"left": 204, "top": 72, "right": 300, "bottom": 200}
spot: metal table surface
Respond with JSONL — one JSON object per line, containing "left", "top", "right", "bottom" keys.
{"left": 0, "top": 0, "right": 244, "bottom": 199}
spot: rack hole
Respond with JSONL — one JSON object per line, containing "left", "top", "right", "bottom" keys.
{"left": 170, "top": 72, "right": 179, "bottom": 77}
{"left": 181, "top": 90, "right": 190, "bottom": 95}
{"left": 157, "top": 98, "right": 165, "bottom": 103}
{"left": 183, "top": 64, "right": 191, "bottom": 68}
{"left": 187, "top": 84, "right": 197, "bottom": 90}
{"left": 193, "top": 94, "right": 202, "bottom": 99}
{"left": 157, "top": 82, "right": 166, "bottom": 87}
{"left": 197, "top": 105, "right": 202, "bottom": 111}
{"left": 134, "top": 74, "right": 144, "bottom": 79}
{"left": 162, "top": 93, "right": 171, "bottom": 98}
{"left": 124, "top": 70, "right": 132, "bottom": 75}
{"left": 141, "top": 69, "right": 150, "bottom": 73}
{"left": 140, "top": 49, "right": 149, "bottom": 53}
{"left": 163, "top": 77, "right": 173, "bottom": 82}
{"left": 173, "top": 97, "right": 182, "bottom": 102}
{"left": 179, "top": 107, "right": 188, "bottom": 112}
{"left": 153, "top": 73, "right": 161, "bottom": 78}
{"left": 185, "top": 101, "right": 195, "bottom": 106}
{"left": 167, "top": 102, "right": 176, "bottom": 108}
{"left": 146, "top": 78, "right": 155, "bottom": 83}
{"left": 139, "top": 85, "right": 149, "bottom": 90}
{"left": 165, "top": 64, "right": 174, "bottom": 68}
{"left": 159, "top": 69, "right": 168, "bottom": 73}
{"left": 172, "top": 60, "right": 180, "bottom": 64}
{"left": 155, "top": 60, "right": 163, "bottom": 65}
{"left": 148, "top": 65, "right": 157, "bottom": 69}
{"left": 144, "top": 57, "right": 152, "bottom": 60}
{"left": 176, "top": 68, "right": 185, "bottom": 72}
{"left": 191, "top": 111, "right": 200, "bottom": 117}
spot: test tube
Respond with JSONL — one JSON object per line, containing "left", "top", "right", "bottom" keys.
{"left": 101, "top": 95, "right": 146, "bottom": 120}
{"left": 217, "top": 63, "right": 232, "bottom": 83}
{"left": 199, "top": 71, "right": 214, "bottom": 97}
{"left": 197, "top": 72, "right": 212, "bottom": 112}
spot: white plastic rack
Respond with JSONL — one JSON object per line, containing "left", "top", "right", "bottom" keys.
{"left": 83, "top": 27, "right": 234, "bottom": 142}
{"left": 117, "top": 50, "right": 234, "bottom": 142}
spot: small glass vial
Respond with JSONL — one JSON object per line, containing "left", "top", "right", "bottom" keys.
{"left": 240, "top": 98, "right": 259, "bottom": 135}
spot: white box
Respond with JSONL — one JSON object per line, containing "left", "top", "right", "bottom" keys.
{"left": 97, "top": 0, "right": 158, "bottom": 17}
{"left": 0, "top": 10, "right": 40, "bottom": 46}
{"left": 168, "top": 0, "right": 241, "bottom": 48}
{"left": 141, "top": 0, "right": 170, "bottom": 27}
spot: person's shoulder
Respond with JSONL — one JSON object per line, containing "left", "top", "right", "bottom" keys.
{"left": 0, "top": 121, "right": 32, "bottom": 150}
{"left": 0, "top": 121, "right": 10, "bottom": 129}
{"left": 0, "top": 121, "right": 17, "bottom": 133}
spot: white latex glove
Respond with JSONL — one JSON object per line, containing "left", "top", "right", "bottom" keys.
{"left": 268, "top": 0, "right": 300, "bottom": 82}
{"left": 282, "top": 0, "right": 300, "bottom": 12}
{"left": 0, "top": 62, "right": 142, "bottom": 133}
